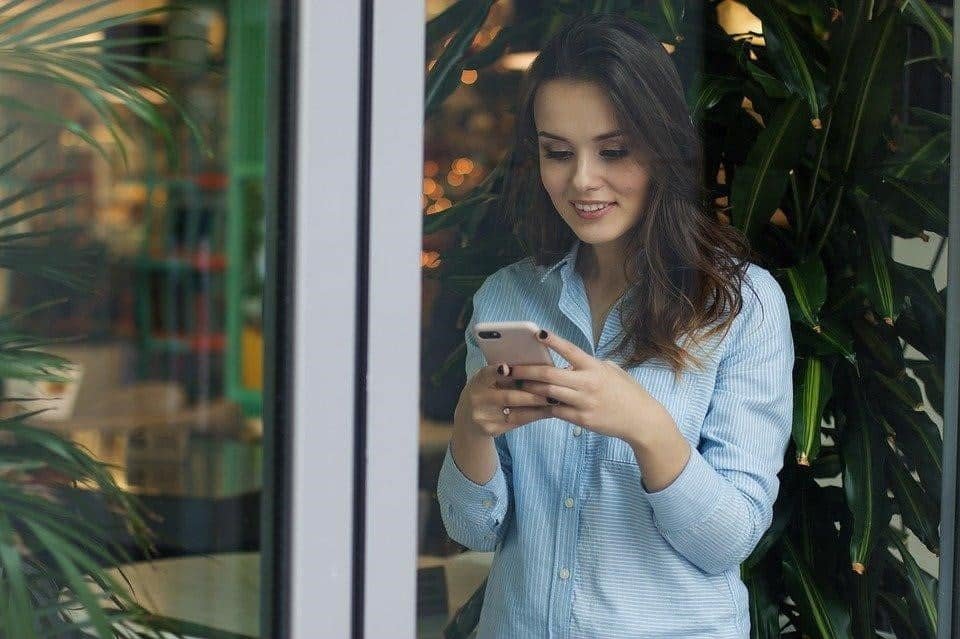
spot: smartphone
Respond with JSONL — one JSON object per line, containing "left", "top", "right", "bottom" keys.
{"left": 474, "top": 321, "right": 555, "bottom": 367}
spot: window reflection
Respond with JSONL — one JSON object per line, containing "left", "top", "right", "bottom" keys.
{"left": 0, "top": 2, "right": 270, "bottom": 637}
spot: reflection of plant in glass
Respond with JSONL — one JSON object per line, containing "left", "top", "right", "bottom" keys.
{"left": 426, "top": 3, "right": 951, "bottom": 638}
{"left": 0, "top": 3, "right": 238, "bottom": 638}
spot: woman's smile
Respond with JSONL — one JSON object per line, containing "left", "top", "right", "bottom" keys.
{"left": 572, "top": 201, "right": 616, "bottom": 219}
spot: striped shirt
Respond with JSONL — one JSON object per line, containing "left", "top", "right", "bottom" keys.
{"left": 436, "top": 238, "right": 794, "bottom": 638}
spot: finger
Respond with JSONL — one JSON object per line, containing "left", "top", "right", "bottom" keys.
{"left": 514, "top": 379, "right": 578, "bottom": 406}
{"left": 536, "top": 329, "right": 595, "bottom": 370}
{"left": 494, "top": 388, "right": 555, "bottom": 407}
{"left": 490, "top": 405, "right": 554, "bottom": 434}
{"left": 509, "top": 363, "right": 583, "bottom": 393}
{"left": 480, "top": 362, "right": 511, "bottom": 388}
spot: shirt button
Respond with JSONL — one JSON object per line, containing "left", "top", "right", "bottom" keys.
{"left": 482, "top": 499, "right": 493, "bottom": 509}
{"left": 572, "top": 426, "right": 583, "bottom": 437}
{"left": 564, "top": 497, "right": 575, "bottom": 508}
{"left": 559, "top": 568, "right": 570, "bottom": 580}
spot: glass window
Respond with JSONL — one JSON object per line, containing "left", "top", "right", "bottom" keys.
{"left": 0, "top": 2, "right": 283, "bottom": 636}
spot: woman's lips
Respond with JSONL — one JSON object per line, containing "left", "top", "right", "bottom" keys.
{"left": 574, "top": 202, "right": 615, "bottom": 220}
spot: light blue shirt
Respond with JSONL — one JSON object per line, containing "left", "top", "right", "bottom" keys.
{"left": 436, "top": 238, "right": 795, "bottom": 639}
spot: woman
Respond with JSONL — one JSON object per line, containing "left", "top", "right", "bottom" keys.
{"left": 436, "top": 12, "right": 794, "bottom": 639}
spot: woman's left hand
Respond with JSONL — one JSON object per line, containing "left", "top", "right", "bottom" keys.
{"left": 508, "top": 329, "right": 676, "bottom": 446}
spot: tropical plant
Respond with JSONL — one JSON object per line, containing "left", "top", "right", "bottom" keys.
{"left": 423, "top": 1, "right": 952, "bottom": 637}
{"left": 0, "top": 2, "right": 247, "bottom": 638}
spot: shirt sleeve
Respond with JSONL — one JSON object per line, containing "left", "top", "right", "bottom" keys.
{"left": 640, "top": 267, "right": 795, "bottom": 575}
{"left": 436, "top": 288, "right": 514, "bottom": 552}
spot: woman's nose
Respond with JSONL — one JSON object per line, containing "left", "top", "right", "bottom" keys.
{"left": 571, "top": 154, "right": 602, "bottom": 192}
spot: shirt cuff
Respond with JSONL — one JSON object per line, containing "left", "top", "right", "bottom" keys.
{"left": 642, "top": 445, "right": 726, "bottom": 533}
{"left": 436, "top": 442, "right": 509, "bottom": 529}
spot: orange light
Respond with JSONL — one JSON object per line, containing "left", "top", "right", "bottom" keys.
{"left": 461, "top": 69, "right": 478, "bottom": 84}
{"left": 452, "top": 157, "right": 475, "bottom": 175}
{"left": 423, "top": 160, "right": 439, "bottom": 177}
{"left": 447, "top": 171, "right": 465, "bottom": 187}
{"left": 421, "top": 250, "right": 442, "bottom": 269}
{"left": 423, "top": 177, "right": 437, "bottom": 196}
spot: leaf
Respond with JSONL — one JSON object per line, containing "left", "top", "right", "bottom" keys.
{"left": 658, "top": 0, "right": 684, "bottom": 43}
{"left": 906, "top": 358, "right": 942, "bottom": 414}
{"left": 0, "top": 512, "right": 36, "bottom": 639}
{"left": 870, "top": 370, "right": 924, "bottom": 412}
{"left": 885, "top": 405, "right": 943, "bottom": 494}
{"left": 891, "top": 261, "right": 945, "bottom": 320}
{"left": 901, "top": 0, "right": 952, "bottom": 60}
{"left": 746, "top": 62, "right": 790, "bottom": 99}
{"left": 862, "top": 173, "right": 948, "bottom": 237}
{"left": 831, "top": 4, "right": 907, "bottom": 172}
{"left": 792, "top": 319, "right": 857, "bottom": 366}
{"left": 781, "top": 537, "right": 851, "bottom": 639}
{"left": 792, "top": 356, "right": 832, "bottom": 466}
{"left": 877, "top": 591, "right": 923, "bottom": 639}
{"left": 885, "top": 532, "right": 938, "bottom": 636}
{"left": 850, "top": 317, "right": 904, "bottom": 377}
{"left": 730, "top": 96, "right": 809, "bottom": 242}
{"left": 740, "top": 1, "right": 820, "bottom": 120}
{"left": 779, "top": 258, "right": 827, "bottom": 332}
{"left": 743, "top": 564, "right": 781, "bottom": 638}
{"left": 886, "top": 451, "right": 939, "bottom": 554}
{"left": 840, "top": 385, "right": 889, "bottom": 574}
{"left": 687, "top": 74, "right": 741, "bottom": 121}
{"left": 856, "top": 214, "right": 898, "bottom": 326}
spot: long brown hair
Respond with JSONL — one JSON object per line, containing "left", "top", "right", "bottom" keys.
{"left": 500, "top": 12, "right": 756, "bottom": 376}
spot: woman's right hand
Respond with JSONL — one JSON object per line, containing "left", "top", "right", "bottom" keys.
{"left": 453, "top": 363, "right": 554, "bottom": 439}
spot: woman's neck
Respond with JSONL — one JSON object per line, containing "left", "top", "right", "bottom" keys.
{"left": 576, "top": 241, "right": 631, "bottom": 297}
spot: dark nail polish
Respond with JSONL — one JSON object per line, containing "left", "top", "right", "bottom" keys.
{"left": 497, "top": 364, "right": 507, "bottom": 375}
{"left": 538, "top": 329, "right": 548, "bottom": 340}
{"left": 547, "top": 397, "right": 559, "bottom": 405}
{"left": 515, "top": 380, "right": 523, "bottom": 389}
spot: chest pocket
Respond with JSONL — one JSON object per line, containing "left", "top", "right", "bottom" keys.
{"left": 599, "top": 361, "right": 704, "bottom": 465}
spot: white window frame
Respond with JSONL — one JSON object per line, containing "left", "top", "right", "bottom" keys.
{"left": 285, "top": 0, "right": 425, "bottom": 637}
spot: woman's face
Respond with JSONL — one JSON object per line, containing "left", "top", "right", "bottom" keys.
{"left": 533, "top": 79, "right": 651, "bottom": 251}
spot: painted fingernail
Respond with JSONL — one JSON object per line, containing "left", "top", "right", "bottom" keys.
{"left": 538, "top": 330, "right": 548, "bottom": 340}
{"left": 515, "top": 380, "right": 524, "bottom": 389}
{"left": 547, "top": 397, "right": 559, "bottom": 405}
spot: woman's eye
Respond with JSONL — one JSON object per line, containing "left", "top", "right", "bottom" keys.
{"left": 601, "top": 149, "right": 629, "bottom": 159}
{"left": 542, "top": 149, "right": 629, "bottom": 161}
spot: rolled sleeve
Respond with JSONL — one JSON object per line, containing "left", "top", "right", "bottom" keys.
{"left": 642, "top": 267, "right": 794, "bottom": 575}
{"left": 435, "top": 280, "right": 514, "bottom": 552}
{"left": 437, "top": 442, "right": 510, "bottom": 551}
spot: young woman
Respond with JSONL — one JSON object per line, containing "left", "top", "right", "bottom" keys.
{"left": 436, "top": 13, "right": 794, "bottom": 639}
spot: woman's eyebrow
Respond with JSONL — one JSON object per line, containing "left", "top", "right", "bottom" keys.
{"left": 537, "top": 130, "right": 625, "bottom": 142}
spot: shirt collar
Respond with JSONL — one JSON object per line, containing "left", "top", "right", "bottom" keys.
{"left": 538, "top": 238, "right": 581, "bottom": 283}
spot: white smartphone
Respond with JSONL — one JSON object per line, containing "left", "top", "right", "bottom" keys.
{"left": 473, "top": 321, "right": 555, "bottom": 367}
